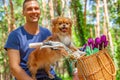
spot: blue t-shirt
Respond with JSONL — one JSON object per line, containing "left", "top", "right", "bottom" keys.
{"left": 4, "top": 26, "right": 56, "bottom": 78}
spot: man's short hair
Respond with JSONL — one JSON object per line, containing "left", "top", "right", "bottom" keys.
{"left": 23, "top": 0, "right": 39, "bottom": 10}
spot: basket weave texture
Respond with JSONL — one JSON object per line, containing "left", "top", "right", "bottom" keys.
{"left": 77, "top": 49, "right": 116, "bottom": 80}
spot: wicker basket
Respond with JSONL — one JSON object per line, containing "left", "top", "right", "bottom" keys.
{"left": 77, "top": 49, "right": 116, "bottom": 80}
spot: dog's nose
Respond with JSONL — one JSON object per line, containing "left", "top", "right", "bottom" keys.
{"left": 63, "top": 25, "right": 66, "bottom": 27}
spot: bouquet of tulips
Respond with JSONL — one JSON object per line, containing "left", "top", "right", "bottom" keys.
{"left": 82, "top": 35, "right": 109, "bottom": 56}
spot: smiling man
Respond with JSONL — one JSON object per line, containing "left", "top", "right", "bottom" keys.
{"left": 4, "top": 0, "right": 62, "bottom": 80}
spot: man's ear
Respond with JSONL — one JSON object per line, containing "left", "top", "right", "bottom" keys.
{"left": 22, "top": 9, "right": 25, "bottom": 16}
{"left": 22, "top": 5, "right": 26, "bottom": 16}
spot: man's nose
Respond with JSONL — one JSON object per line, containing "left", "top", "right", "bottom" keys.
{"left": 32, "top": 8, "right": 36, "bottom": 12}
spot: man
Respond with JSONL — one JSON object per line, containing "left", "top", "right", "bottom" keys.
{"left": 4, "top": 0, "right": 61, "bottom": 80}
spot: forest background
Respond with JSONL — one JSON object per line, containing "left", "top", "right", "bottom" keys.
{"left": 0, "top": 0, "right": 120, "bottom": 80}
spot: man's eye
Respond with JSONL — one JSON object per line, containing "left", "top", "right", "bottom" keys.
{"left": 27, "top": 8, "right": 32, "bottom": 11}
{"left": 35, "top": 7, "right": 39, "bottom": 10}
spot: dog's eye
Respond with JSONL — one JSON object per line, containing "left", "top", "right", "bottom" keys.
{"left": 66, "top": 23, "right": 69, "bottom": 25}
{"left": 59, "top": 23, "right": 62, "bottom": 25}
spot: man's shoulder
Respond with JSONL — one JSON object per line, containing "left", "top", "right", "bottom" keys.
{"left": 40, "top": 26, "right": 51, "bottom": 33}
{"left": 40, "top": 26, "right": 49, "bottom": 31}
{"left": 9, "top": 26, "right": 23, "bottom": 36}
{"left": 11, "top": 26, "right": 22, "bottom": 32}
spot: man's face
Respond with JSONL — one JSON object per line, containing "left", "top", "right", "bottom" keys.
{"left": 23, "top": 1, "right": 40, "bottom": 23}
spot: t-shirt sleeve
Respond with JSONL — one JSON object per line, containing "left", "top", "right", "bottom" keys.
{"left": 4, "top": 32, "right": 20, "bottom": 51}
{"left": 46, "top": 28, "right": 52, "bottom": 36}
{"left": 45, "top": 28, "right": 52, "bottom": 40}
{"left": 40, "top": 27, "right": 52, "bottom": 41}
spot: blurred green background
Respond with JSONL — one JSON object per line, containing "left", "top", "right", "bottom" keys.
{"left": 0, "top": 0, "right": 120, "bottom": 80}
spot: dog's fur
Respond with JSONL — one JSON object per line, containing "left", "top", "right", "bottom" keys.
{"left": 27, "top": 17, "right": 77, "bottom": 79}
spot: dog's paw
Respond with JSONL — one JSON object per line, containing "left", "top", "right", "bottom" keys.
{"left": 49, "top": 74, "right": 55, "bottom": 79}
{"left": 32, "top": 77, "right": 36, "bottom": 80}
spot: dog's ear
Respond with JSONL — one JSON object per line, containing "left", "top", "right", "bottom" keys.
{"left": 67, "top": 18, "right": 73, "bottom": 27}
{"left": 69, "top": 19, "right": 73, "bottom": 25}
{"left": 51, "top": 16, "right": 61, "bottom": 26}
{"left": 51, "top": 18, "right": 58, "bottom": 26}
{"left": 51, "top": 17, "right": 58, "bottom": 33}
{"left": 51, "top": 19, "right": 55, "bottom": 26}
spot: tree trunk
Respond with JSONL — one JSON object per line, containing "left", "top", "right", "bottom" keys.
{"left": 96, "top": 0, "right": 100, "bottom": 37}
{"left": 66, "top": 0, "right": 72, "bottom": 18}
{"left": 84, "top": 0, "right": 87, "bottom": 28}
{"left": 61, "top": 0, "right": 66, "bottom": 16}
{"left": 3, "top": 0, "right": 11, "bottom": 33}
{"left": 3, "top": 0, "right": 16, "bottom": 33}
{"left": 10, "top": 0, "right": 16, "bottom": 33}
{"left": 103, "top": 0, "right": 114, "bottom": 55}
{"left": 103, "top": 11, "right": 107, "bottom": 35}
{"left": 48, "top": 0, "right": 54, "bottom": 20}
{"left": 42, "top": 0, "right": 48, "bottom": 28}
{"left": 90, "top": 27, "right": 93, "bottom": 37}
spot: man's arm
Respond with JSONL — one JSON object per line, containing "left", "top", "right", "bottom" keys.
{"left": 7, "top": 49, "right": 33, "bottom": 80}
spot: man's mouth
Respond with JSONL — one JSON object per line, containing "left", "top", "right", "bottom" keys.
{"left": 30, "top": 16, "right": 38, "bottom": 19}
{"left": 30, "top": 14, "right": 39, "bottom": 19}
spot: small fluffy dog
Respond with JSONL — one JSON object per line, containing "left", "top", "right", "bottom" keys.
{"left": 27, "top": 17, "right": 77, "bottom": 79}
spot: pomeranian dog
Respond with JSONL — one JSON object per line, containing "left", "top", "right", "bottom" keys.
{"left": 27, "top": 17, "right": 77, "bottom": 80}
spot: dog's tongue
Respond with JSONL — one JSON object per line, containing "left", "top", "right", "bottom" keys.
{"left": 62, "top": 29, "right": 67, "bottom": 32}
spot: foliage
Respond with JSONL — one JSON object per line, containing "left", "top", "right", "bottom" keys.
{"left": 64, "top": 59, "right": 73, "bottom": 77}
{"left": 71, "top": 0, "right": 88, "bottom": 46}
{"left": 57, "top": 71, "right": 72, "bottom": 80}
{"left": 109, "top": 0, "right": 120, "bottom": 79}
{"left": 53, "top": 0, "right": 62, "bottom": 16}
{"left": 116, "top": 70, "right": 120, "bottom": 80}
{"left": 114, "top": 28, "right": 120, "bottom": 80}
{"left": 0, "top": 0, "right": 9, "bottom": 75}
{"left": 0, "top": 0, "right": 120, "bottom": 80}
{"left": 108, "top": 0, "right": 120, "bottom": 33}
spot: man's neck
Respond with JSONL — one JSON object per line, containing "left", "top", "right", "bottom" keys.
{"left": 24, "top": 22, "right": 40, "bottom": 35}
